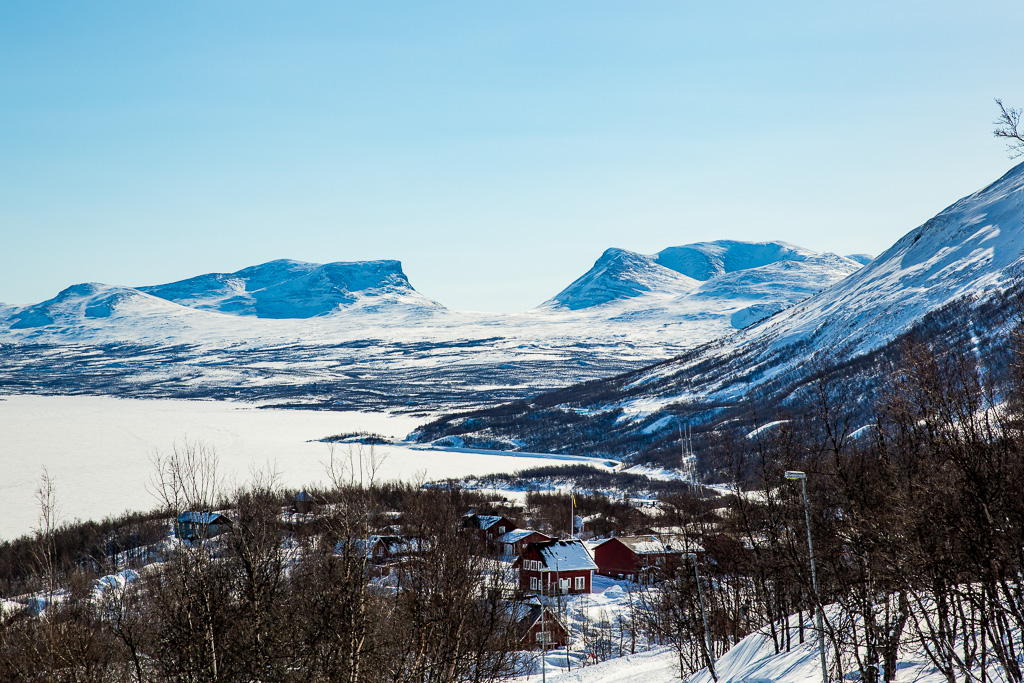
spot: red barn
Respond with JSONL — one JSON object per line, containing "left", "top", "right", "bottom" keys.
{"left": 517, "top": 539, "right": 597, "bottom": 595}
{"left": 591, "top": 535, "right": 687, "bottom": 580}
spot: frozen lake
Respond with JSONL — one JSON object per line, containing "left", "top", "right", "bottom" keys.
{"left": 0, "top": 395, "right": 549, "bottom": 540}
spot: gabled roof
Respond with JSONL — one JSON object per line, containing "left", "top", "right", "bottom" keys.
{"left": 616, "top": 536, "right": 673, "bottom": 555}
{"left": 656, "top": 534, "right": 704, "bottom": 554}
{"left": 498, "top": 528, "right": 548, "bottom": 544}
{"left": 176, "top": 511, "right": 231, "bottom": 525}
{"left": 475, "top": 515, "right": 507, "bottom": 530}
{"left": 463, "top": 513, "right": 514, "bottom": 531}
{"left": 511, "top": 601, "right": 567, "bottom": 640}
{"left": 528, "top": 539, "right": 597, "bottom": 572}
{"left": 335, "top": 535, "right": 419, "bottom": 559}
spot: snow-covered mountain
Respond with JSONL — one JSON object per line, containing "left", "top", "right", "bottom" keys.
{"left": 544, "top": 241, "right": 861, "bottom": 330}
{"left": 654, "top": 240, "right": 821, "bottom": 280}
{"left": 0, "top": 239, "right": 863, "bottom": 411}
{"left": 543, "top": 248, "right": 700, "bottom": 310}
{"left": 138, "top": 259, "right": 441, "bottom": 318}
{"left": 416, "top": 161, "right": 1024, "bottom": 452}
{"left": 8, "top": 283, "right": 191, "bottom": 330}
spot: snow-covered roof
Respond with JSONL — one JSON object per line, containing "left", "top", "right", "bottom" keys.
{"left": 176, "top": 511, "right": 230, "bottom": 525}
{"left": 510, "top": 600, "right": 568, "bottom": 639}
{"left": 617, "top": 536, "right": 670, "bottom": 555}
{"left": 474, "top": 515, "right": 507, "bottom": 530}
{"left": 532, "top": 539, "right": 597, "bottom": 572}
{"left": 334, "top": 535, "right": 416, "bottom": 559}
{"left": 498, "top": 528, "right": 546, "bottom": 544}
{"left": 656, "top": 534, "right": 704, "bottom": 554}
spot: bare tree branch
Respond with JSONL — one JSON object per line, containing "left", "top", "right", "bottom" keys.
{"left": 994, "top": 98, "right": 1024, "bottom": 158}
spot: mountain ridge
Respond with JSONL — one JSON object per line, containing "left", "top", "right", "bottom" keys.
{"left": 413, "top": 161, "right": 1024, "bottom": 457}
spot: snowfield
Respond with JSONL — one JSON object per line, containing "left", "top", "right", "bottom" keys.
{"left": 0, "top": 395, "right": 576, "bottom": 540}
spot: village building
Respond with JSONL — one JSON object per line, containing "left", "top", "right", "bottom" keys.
{"left": 511, "top": 600, "right": 569, "bottom": 649}
{"left": 293, "top": 490, "right": 314, "bottom": 514}
{"left": 590, "top": 535, "right": 690, "bottom": 580}
{"left": 516, "top": 539, "right": 597, "bottom": 595}
{"left": 174, "top": 511, "right": 232, "bottom": 541}
{"left": 335, "top": 535, "right": 418, "bottom": 564}
{"left": 461, "top": 513, "right": 518, "bottom": 544}
{"left": 496, "top": 528, "right": 552, "bottom": 559}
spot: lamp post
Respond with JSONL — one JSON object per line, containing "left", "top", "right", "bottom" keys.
{"left": 786, "top": 470, "right": 828, "bottom": 683}
{"left": 686, "top": 551, "right": 716, "bottom": 681}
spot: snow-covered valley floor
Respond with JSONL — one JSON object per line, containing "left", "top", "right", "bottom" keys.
{"left": 0, "top": 395, "right": 571, "bottom": 540}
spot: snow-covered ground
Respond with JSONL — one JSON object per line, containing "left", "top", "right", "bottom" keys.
{"left": 538, "top": 598, "right": 1000, "bottom": 683}
{"left": 527, "top": 646, "right": 679, "bottom": 683}
{"left": 0, "top": 395, "right": 572, "bottom": 540}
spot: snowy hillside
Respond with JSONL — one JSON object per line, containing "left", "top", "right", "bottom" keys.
{"left": 0, "top": 242, "right": 860, "bottom": 411}
{"left": 417, "top": 161, "right": 1024, "bottom": 452}
{"left": 598, "top": 161, "right": 1024, "bottom": 403}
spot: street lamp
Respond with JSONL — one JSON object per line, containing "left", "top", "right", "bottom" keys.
{"left": 786, "top": 470, "right": 828, "bottom": 683}
{"left": 685, "top": 551, "right": 716, "bottom": 681}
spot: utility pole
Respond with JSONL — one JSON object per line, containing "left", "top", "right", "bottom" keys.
{"left": 673, "top": 417, "right": 697, "bottom": 495}
{"left": 786, "top": 470, "right": 828, "bottom": 683}
{"left": 540, "top": 587, "right": 546, "bottom": 683}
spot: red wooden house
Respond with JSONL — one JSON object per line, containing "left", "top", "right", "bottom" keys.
{"left": 462, "top": 514, "right": 518, "bottom": 544}
{"left": 590, "top": 535, "right": 687, "bottom": 580}
{"left": 516, "top": 539, "right": 597, "bottom": 595}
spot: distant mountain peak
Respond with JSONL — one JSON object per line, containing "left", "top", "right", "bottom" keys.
{"left": 138, "top": 259, "right": 441, "bottom": 318}
{"left": 542, "top": 248, "right": 700, "bottom": 310}
{"left": 654, "top": 240, "right": 818, "bottom": 280}
{"left": 845, "top": 253, "right": 874, "bottom": 266}
{"left": 543, "top": 240, "right": 861, "bottom": 320}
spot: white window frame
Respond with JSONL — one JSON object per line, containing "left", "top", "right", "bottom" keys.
{"left": 575, "top": 576, "right": 585, "bottom": 590}
{"left": 530, "top": 576, "right": 539, "bottom": 590}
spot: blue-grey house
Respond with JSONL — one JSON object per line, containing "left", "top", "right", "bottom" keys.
{"left": 175, "top": 511, "right": 232, "bottom": 540}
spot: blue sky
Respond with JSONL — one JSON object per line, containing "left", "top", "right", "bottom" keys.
{"left": 1, "top": 2, "right": 1021, "bottom": 312}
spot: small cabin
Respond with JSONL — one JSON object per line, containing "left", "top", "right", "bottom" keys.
{"left": 293, "top": 491, "right": 314, "bottom": 514}
{"left": 175, "top": 512, "right": 232, "bottom": 541}
{"left": 513, "top": 601, "right": 569, "bottom": 649}
{"left": 462, "top": 514, "right": 518, "bottom": 545}
{"left": 335, "top": 535, "right": 419, "bottom": 564}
